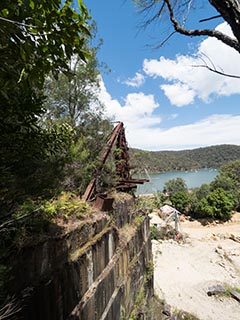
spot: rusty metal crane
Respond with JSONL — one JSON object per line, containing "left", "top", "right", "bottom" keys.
{"left": 82, "top": 122, "right": 148, "bottom": 202}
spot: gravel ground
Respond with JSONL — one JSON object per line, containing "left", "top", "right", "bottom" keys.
{"left": 151, "top": 212, "right": 240, "bottom": 320}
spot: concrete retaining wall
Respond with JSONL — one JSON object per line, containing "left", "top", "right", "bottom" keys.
{"left": 4, "top": 194, "right": 153, "bottom": 319}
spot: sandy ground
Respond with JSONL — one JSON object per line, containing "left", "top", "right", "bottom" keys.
{"left": 150, "top": 212, "right": 240, "bottom": 320}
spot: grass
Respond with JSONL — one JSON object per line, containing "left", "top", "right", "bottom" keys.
{"left": 225, "top": 285, "right": 240, "bottom": 297}
{"left": 1, "top": 191, "right": 93, "bottom": 255}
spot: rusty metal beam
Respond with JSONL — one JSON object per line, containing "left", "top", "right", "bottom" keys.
{"left": 119, "top": 178, "right": 149, "bottom": 185}
{"left": 82, "top": 122, "right": 123, "bottom": 201}
{"left": 100, "top": 122, "right": 123, "bottom": 168}
{"left": 82, "top": 121, "right": 149, "bottom": 202}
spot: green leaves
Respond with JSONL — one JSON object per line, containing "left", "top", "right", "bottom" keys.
{"left": 19, "top": 45, "right": 26, "bottom": 61}
{"left": 29, "top": 0, "right": 35, "bottom": 10}
{"left": 189, "top": 160, "right": 240, "bottom": 220}
{"left": 1, "top": 8, "right": 9, "bottom": 16}
{"left": 163, "top": 177, "right": 188, "bottom": 195}
{"left": 195, "top": 188, "right": 235, "bottom": 220}
{"left": 0, "top": 0, "right": 92, "bottom": 93}
{"left": 170, "top": 191, "right": 190, "bottom": 213}
{"left": 0, "top": 0, "right": 111, "bottom": 221}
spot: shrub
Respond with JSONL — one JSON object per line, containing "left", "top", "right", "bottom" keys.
{"left": 194, "top": 188, "right": 235, "bottom": 220}
{"left": 170, "top": 191, "right": 190, "bottom": 213}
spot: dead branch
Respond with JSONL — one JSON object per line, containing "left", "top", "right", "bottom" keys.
{"left": 0, "top": 299, "right": 22, "bottom": 320}
{"left": 199, "top": 15, "right": 222, "bottom": 23}
{"left": 164, "top": 0, "right": 240, "bottom": 53}
{"left": 191, "top": 52, "right": 240, "bottom": 78}
{"left": 154, "top": 31, "right": 176, "bottom": 49}
{"left": 192, "top": 64, "right": 240, "bottom": 79}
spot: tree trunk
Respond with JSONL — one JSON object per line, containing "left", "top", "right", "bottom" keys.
{"left": 210, "top": 0, "right": 240, "bottom": 45}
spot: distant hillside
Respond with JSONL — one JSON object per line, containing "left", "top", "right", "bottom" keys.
{"left": 129, "top": 144, "right": 240, "bottom": 174}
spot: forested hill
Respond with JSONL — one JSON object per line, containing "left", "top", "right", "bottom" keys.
{"left": 129, "top": 144, "right": 240, "bottom": 174}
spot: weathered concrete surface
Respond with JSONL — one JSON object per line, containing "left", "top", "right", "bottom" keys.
{"left": 4, "top": 193, "right": 153, "bottom": 320}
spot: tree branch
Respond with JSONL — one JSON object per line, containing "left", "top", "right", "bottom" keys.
{"left": 164, "top": 0, "right": 240, "bottom": 53}
{"left": 192, "top": 64, "right": 240, "bottom": 78}
{"left": 0, "top": 298, "right": 22, "bottom": 319}
{"left": 154, "top": 31, "right": 176, "bottom": 49}
{"left": 199, "top": 15, "right": 222, "bottom": 23}
{"left": 0, "top": 16, "right": 36, "bottom": 28}
{"left": 192, "top": 53, "right": 240, "bottom": 79}
{"left": 209, "top": 0, "right": 240, "bottom": 45}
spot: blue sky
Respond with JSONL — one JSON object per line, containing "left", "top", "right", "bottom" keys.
{"left": 83, "top": 0, "right": 240, "bottom": 151}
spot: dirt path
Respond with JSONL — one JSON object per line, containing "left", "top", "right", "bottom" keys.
{"left": 151, "top": 212, "right": 240, "bottom": 320}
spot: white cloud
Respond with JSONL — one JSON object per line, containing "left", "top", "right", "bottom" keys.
{"left": 126, "top": 114, "right": 240, "bottom": 151}
{"left": 124, "top": 72, "right": 145, "bottom": 87}
{"left": 143, "top": 23, "right": 240, "bottom": 106}
{"left": 99, "top": 77, "right": 161, "bottom": 130}
{"left": 161, "top": 83, "right": 196, "bottom": 106}
{"left": 97, "top": 23, "right": 240, "bottom": 150}
{"left": 151, "top": 114, "right": 240, "bottom": 150}
{"left": 99, "top": 77, "right": 240, "bottom": 150}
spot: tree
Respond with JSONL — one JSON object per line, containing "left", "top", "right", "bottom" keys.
{"left": 195, "top": 184, "right": 211, "bottom": 200}
{"left": 43, "top": 37, "right": 113, "bottom": 194}
{"left": 189, "top": 160, "right": 240, "bottom": 217}
{"left": 210, "top": 174, "right": 236, "bottom": 192}
{"left": 133, "top": 0, "right": 240, "bottom": 53}
{"left": 0, "top": 0, "right": 91, "bottom": 93}
{"left": 211, "top": 160, "right": 240, "bottom": 210}
{"left": 189, "top": 183, "right": 210, "bottom": 216}
{"left": 170, "top": 191, "right": 190, "bottom": 213}
{"left": 194, "top": 188, "right": 235, "bottom": 220}
{"left": 163, "top": 177, "right": 189, "bottom": 212}
{"left": 163, "top": 177, "right": 188, "bottom": 195}
{"left": 220, "top": 159, "right": 240, "bottom": 184}
{"left": 0, "top": 0, "right": 93, "bottom": 217}
{"left": 44, "top": 53, "right": 103, "bottom": 128}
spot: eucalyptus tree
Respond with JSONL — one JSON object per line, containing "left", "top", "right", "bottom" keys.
{"left": 44, "top": 52, "right": 103, "bottom": 129}
{"left": 0, "top": 0, "right": 93, "bottom": 215}
{"left": 43, "top": 32, "right": 114, "bottom": 193}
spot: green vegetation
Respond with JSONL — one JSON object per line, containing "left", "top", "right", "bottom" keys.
{"left": 18, "top": 192, "right": 90, "bottom": 221}
{"left": 150, "top": 225, "right": 161, "bottom": 240}
{"left": 1, "top": 1, "right": 240, "bottom": 315}
{"left": 0, "top": 0, "right": 113, "bottom": 222}
{"left": 189, "top": 160, "right": 240, "bottom": 220}
{"left": 133, "top": 215, "right": 145, "bottom": 226}
{"left": 192, "top": 188, "right": 235, "bottom": 220}
{"left": 129, "top": 290, "right": 200, "bottom": 320}
{"left": 130, "top": 145, "right": 240, "bottom": 174}
{"left": 133, "top": 152, "right": 240, "bottom": 221}
{"left": 225, "top": 286, "right": 240, "bottom": 297}
{"left": 0, "top": 1, "right": 112, "bottom": 308}
{"left": 1, "top": 192, "right": 91, "bottom": 253}
{"left": 164, "top": 160, "right": 239, "bottom": 220}
{"left": 138, "top": 160, "right": 240, "bottom": 221}
{"left": 145, "top": 261, "right": 154, "bottom": 281}
{"left": 0, "top": 191, "right": 92, "bottom": 308}
{"left": 129, "top": 285, "right": 145, "bottom": 320}
{"left": 170, "top": 191, "right": 190, "bottom": 214}
{"left": 161, "top": 177, "right": 190, "bottom": 214}
{"left": 163, "top": 177, "right": 188, "bottom": 194}
{"left": 135, "top": 192, "right": 168, "bottom": 213}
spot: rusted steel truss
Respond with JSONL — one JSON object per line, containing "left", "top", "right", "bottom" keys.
{"left": 82, "top": 122, "right": 148, "bottom": 202}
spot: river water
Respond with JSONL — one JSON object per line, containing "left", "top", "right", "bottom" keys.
{"left": 134, "top": 168, "right": 219, "bottom": 195}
